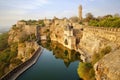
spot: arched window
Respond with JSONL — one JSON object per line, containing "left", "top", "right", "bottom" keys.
{"left": 64, "top": 39, "right": 68, "bottom": 45}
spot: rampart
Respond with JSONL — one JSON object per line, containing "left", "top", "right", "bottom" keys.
{"left": 84, "top": 27, "right": 120, "bottom": 45}
{"left": 0, "top": 46, "right": 43, "bottom": 80}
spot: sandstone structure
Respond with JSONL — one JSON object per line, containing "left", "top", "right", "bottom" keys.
{"left": 78, "top": 5, "right": 82, "bottom": 21}
{"left": 8, "top": 21, "right": 39, "bottom": 62}
{"left": 7, "top": 5, "right": 120, "bottom": 80}
{"left": 17, "top": 42, "right": 39, "bottom": 62}
{"left": 49, "top": 18, "right": 82, "bottom": 50}
{"left": 46, "top": 19, "right": 120, "bottom": 80}
{"left": 10, "top": 19, "right": 120, "bottom": 80}
{"left": 79, "top": 27, "right": 120, "bottom": 61}
{"left": 94, "top": 49, "right": 120, "bottom": 80}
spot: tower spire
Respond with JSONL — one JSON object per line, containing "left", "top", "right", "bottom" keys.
{"left": 78, "top": 5, "right": 82, "bottom": 21}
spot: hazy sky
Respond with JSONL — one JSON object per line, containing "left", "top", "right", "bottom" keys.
{"left": 0, "top": 0, "right": 120, "bottom": 28}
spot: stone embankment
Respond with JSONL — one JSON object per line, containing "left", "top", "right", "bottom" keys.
{"left": 0, "top": 46, "right": 43, "bottom": 80}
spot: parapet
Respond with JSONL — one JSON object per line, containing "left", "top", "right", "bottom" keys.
{"left": 84, "top": 26, "right": 120, "bottom": 33}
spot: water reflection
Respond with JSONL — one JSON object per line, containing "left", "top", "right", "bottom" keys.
{"left": 41, "top": 41, "right": 81, "bottom": 67}
{"left": 17, "top": 41, "right": 82, "bottom": 80}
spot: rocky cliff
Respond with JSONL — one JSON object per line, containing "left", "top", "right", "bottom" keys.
{"left": 78, "top": 27, "right": 120, "bottom": 80}
{"left": 8, "top": 21, "right": 39, "bottom": 62}
{"left": 94, "top": 49, "right": 120, "bottom": 80}
{"left": 79, "top": 27, "right": 120, "bottom": 61}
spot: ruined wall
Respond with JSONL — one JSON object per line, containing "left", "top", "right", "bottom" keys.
{"left": 24, "top": 25, "right": 37, "bottom": 35}
{"left": 50, "top": 19, "right": 68, "bottom": 46}
{"left": 49, "top": 19, "right": 78, "bottom": 50}
{"left": 84, "top": 27, "right": 120, "bottom": 44}
{"left": 8, "top": 22, "right": 39, "bottom": 62}
{"left": 8, "top": 24, "right": 37, "bottom": 43}
{"left": 79, "top": 27, "right": 120, "bottom": 57}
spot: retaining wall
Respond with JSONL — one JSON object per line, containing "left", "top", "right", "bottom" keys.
{"left": 0, "top": 46, "right": 43, "bottom": 80}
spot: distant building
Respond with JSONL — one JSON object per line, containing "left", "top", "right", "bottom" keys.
{"left": 78, "top": 5, "right": 82, "bottom": 21}
{"left": 64, "top": 23, "right": 76, "bottom": 49}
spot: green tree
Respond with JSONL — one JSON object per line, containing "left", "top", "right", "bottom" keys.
{"left": 88, "top": 14, "right": 120, "bottom": 28}
{"left": 92, "top": 46, "right": 111, "bottom": 64}
{"left": 77, "top": 62, "right": 95, "bottom": 80}
{"left": 0, "top": 33, "right": 9, "bottom": 51}
{"left": 84, "top": 13, "right": 94, "bottom": 22}
{"left": 89, "top": 20, "right": 99, "bottom": 26}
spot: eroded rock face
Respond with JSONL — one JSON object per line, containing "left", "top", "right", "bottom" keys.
{"left": 8, "top": 22, "right": 39, "bottom": 62}
{"left": 17, "top": 42, "right": 39, "bottom": 62}
{"left": 79, "top": 27, "right": 120, "bottom": 61}
{"left": 94, "top": 49, "right": 120, "bottom": 80}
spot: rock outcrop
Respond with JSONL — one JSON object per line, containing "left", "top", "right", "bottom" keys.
{"left": 79, "top": 27, "right": 120, "bottom": 61}
{"left": 17, "top": 42, "right": 39, "bottom": 62}
{"left": 8, "top": 21, "right": 39, "bottom": 62}
{"left": 94, "top": 49, "right": 120, "bottom": 80}
{"left": 78, "top": 27, "right": 120, "bottom": 80}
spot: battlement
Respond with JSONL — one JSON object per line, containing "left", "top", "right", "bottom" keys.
{"left": 84, "top": 26, "right": 120, "bottom": 32}
{"left": 82, "top": 26, "right": 120, "bottom": 45}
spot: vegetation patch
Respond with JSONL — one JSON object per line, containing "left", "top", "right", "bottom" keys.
{"left": 0, "top": 33, "right": 23, "bottom": 77}
{"left": 85, "top": 13, "right": 120, "bottom": 28}
{"left": 92, "top": 46, "right": 111, "bottom": 64}
{"left": 77, "top": 62, "right": 95, "bottom": 80}
{"left": 77, "top": 46, "right": 111, "bottom": 80}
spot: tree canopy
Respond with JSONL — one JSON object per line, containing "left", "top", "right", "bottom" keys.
{"left": 84, "top": 13, "right": 120, "bottom": 28}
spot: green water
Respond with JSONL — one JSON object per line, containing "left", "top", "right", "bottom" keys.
{"left": 17, "top": 42, "right": 81, "bottom": 80}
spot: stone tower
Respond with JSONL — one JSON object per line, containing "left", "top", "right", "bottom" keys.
{"left": 78, "top": 5, "right": 82, "bottom": 21}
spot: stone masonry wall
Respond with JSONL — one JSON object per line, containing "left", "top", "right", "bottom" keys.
{"left": 78, "top": 26, "right": 120, "bottom": 62}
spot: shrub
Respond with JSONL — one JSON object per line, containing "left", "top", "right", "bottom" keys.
{"left": 38, "top": 20, "right": 45, "bottom": 27}
{"left": 0, "top": 48, "right": 10, "bottom": 63}
{"left": 84, "top": 13, "right": 95, "bottom": 22}
{"left": 92, "top": 53, "right": 101, "bottom": 65}
{"left": 9, "top": 42, "right": 18, "bottom": 59}
{"left": 77, "top": 62, "right": 95, "bottom": 80}
{"left": 88, "top": 15, "right": 120, "bottom": 28}
{"left": 12, "top": 25, "right": 19, "bottom": 30}
{"left": 10, "top": 58, "right": 22, "bottom": 65}
{"left": 64, "top": 50, "right": 68, "bottom": 56}
{"left": 89, "top": 20, "right": 99, "bottom": 27}
{"left": 100, "top": 46, "right": 111, "bottom": 57}
{"left": 19, "top": 33, "right": 35, "bottom": 43}
{"left": 30, "top": 34, "right": 36, "bottom": 41}
{"left": 28, "top": 48, "right": 35, "bottom": 54}
{"left": 78, "top": 46, "right": 111, "bottom": 80}
{"left": 0, "top": 33, "right": 9, "bottom": 51}
{"left": 92, "top": 46, "right": 111, "bottom": 64}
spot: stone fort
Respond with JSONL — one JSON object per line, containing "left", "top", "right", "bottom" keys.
{"left": 15, "top": 5, "right": 120, "bottom": 56}
{"left": 12, "top": 5, "right": 120, "bottom": 80}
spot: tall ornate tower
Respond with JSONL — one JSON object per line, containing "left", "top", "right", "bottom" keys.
{"left": 78, "top": 5, "right": 82, "bottom": 21}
